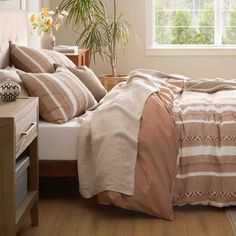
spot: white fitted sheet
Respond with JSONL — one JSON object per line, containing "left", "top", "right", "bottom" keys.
{"left": 38, "top": 117, "right": 81, "bottom": 160}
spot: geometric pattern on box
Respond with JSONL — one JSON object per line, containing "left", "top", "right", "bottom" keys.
{"left": 0, "top": 80, "right": 21, "bottom": 102}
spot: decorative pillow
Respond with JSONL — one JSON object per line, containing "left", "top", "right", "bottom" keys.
{"left": 18, "top": 70, "right": 97, "bottom": 124}
{"left": 10, "top": 45, "right": 75, "bottom": 73}
{"left": 42, "top": 49, "right": 75, "bottom": 68}
{"left": 55, "top": 65, "right": 106, "bottom": 101}
{"left": 0, "top": 67, "right": 29, "bottom": 97}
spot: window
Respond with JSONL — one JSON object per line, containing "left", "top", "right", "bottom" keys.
{"left": 146, "top": 0, "right": 236, "bottom": 53}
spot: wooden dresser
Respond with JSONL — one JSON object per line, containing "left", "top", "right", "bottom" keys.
{"left": 0, "top": 97, "right": 39, "bottom": 236}
{"left": 64, "top": 49, "right": 89, "bottom": 67}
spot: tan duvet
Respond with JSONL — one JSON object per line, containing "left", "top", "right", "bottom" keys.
{"left": 78, "top": 72, "right": 236, "bottom": 220}
{"left": 99, "top": 90, "right": 179, "bottom": 220}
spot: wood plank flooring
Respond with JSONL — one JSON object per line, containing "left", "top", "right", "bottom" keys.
{"left": 17, "top": 178, "right": 235, "bottom": 236}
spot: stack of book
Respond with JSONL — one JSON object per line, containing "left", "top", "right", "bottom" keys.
{"left": 54, "top": 45, "right": 78, "bottom": 53}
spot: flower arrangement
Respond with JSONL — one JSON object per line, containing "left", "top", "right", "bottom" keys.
{"left": 28, "top": 7, "right": 68, "bottom": 34}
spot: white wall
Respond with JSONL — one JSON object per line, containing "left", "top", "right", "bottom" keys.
{"left": 0, "top": 0, "right": 40, "bottom": 11}
{"left": 0, "top": 0, "right": 41, "bottom": 47}
{"left": 50, "top": 0, "right": 236, "bottom": 79}
{"left": 41, "top": 0, "right": 50, "bottom": 9}
{"left": 0, "top": 0, "right": 22, "bottom": 10}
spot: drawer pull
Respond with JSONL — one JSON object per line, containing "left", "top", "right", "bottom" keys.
{"left": 22, "top": 122, "right": 37, "bottom": 136}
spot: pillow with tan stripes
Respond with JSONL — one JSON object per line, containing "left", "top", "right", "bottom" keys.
{"left": 55, "top": 65, "right": 106, "bottom": 102}
{"left": 18, "top": 70, "right": 97, "bottom": 124}
{"left": 10, "top": 45, "right": 75, "bottom": 73}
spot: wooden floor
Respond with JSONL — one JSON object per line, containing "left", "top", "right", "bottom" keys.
{"left": 17, "top": 178, "right": 235, "bottom": 236}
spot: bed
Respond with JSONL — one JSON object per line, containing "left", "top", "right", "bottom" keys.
{"left": 38, "top": 118, "right": 79, "bottom": 177}
{"left": 76, "top": 70, "right": 236, "bottom": 220}
{"left": 2, "top": 10, "right": 236, "bottom": 220}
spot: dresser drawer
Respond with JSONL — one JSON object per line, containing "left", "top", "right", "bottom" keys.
{"left": 0, "top": 97, "right": 39, "bottom": 234}
{"left": 15, "top": 101, "right": 38, "bottom": 158}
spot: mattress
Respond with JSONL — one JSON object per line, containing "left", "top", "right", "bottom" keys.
{"left": 38, "top": 117, "right": 81, "bottom": 160}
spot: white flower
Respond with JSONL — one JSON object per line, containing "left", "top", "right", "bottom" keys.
{"left": 61, "top": 10, "right": 69, "bottom": 16}
{"left": 58, "top": 14, "right": 64, "bottom": 20}
{"left": 48, "top": 11, "right": 55, "bottom": 15}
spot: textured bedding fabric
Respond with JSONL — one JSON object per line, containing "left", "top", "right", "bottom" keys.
{"left": 77, "top": 71, "right": 163, "bottom": 197}
{"left": 185, "top": 78, "right": 236, "bottom": 93}
{"left": 56, "top": 65, "right": 107, "bottom": 102}
{"left": 10, "top": 45, "right": 75, "bottom": 73}
{"left": 98, "top": 91, "right": 179, "bottom": 220}
{"left": 19, "top": 70, "right": 97, "bottom": 124}
{"left": 173, "top": 80, "right": 236, "bottom": 206}
{"left": 38, "top": 118, "right": 81, "bottom": 160}
{"left": 77, "top": 70, "right": 184, "bottom": 219}
{"left": 77, "top": 72, "right": 236, "bottom": 220}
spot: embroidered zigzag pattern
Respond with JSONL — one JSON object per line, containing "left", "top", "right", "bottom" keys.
{"left": 174, "top": 191, "right": 236, "bottom": 199}
{"left": 180, "top": 136, "right": 236, "bottom": 142}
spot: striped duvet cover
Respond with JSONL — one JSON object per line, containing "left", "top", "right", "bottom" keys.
{"left": 173, "top": 86, "right": 236, "bottom": 206}
{"left": 78, "top": 73, "right": 236, "bottom": 219}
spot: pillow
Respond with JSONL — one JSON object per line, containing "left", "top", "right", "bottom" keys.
{"left": 55, "top": 65, "right": 106, "bottom": 101}
{"left": 10, "top": 45, "right": 75, "bottom": 73}
{"left": 18, "top": 70, "right": 97, "bottom": 124}
{"left": 42, "top": 49, "right": 76, "bottom": 68}
{"left": 0, "top": 67, "right": 29, "bottom": 97}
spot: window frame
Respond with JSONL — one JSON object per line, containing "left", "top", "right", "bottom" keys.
{"left": 145, "top": 0, "right": 236, "bottom": 55}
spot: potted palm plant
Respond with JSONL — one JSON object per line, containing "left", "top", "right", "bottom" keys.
{"left": 58, "top": 0, "right": 130, "bottom": 84}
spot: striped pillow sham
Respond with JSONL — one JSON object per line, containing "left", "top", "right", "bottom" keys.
{"left": 55, "top": 65, "right": 106, "bottom": 101}
{"left": 18, "top": 70, "right": 97, "bottom": 124}
{"left": 42, "top": 49, "right": 76, "bottom": 68}
{"left": 10, "top": 45, "right": 75, "bottom": 73}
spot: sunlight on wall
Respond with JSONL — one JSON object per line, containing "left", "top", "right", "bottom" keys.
{"left": 50, "top": 0, "right": 236, "bottom": 79}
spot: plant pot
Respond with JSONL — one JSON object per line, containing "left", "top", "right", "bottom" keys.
{"left": 39, "top": 32, "right": 55, "bottom": 50}
{"left": 99, "top": 74, "right": 128, "bottom": 91}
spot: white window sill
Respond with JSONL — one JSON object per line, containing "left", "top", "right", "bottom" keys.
{"left": 146, "top": 46, "right": 236, "bottom": 56}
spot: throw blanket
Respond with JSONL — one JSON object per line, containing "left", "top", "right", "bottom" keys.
{"left": 77, "top": 70, "right": 183, "bottom": 219}
{"left": 173, "top": 79, "right": 236, "bottom": 206}
{"left": 77, "top": 70, "right": 181, "bottom": 197}
{"left": 97, "top": 91, "right": 180, "bottom": 220}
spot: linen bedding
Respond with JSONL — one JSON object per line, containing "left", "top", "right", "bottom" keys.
{"left": 173, "top": 79, "right": 236, "bottom": 206}
{"left": 77, "top": 70, "right": 236, "bottom": 220}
